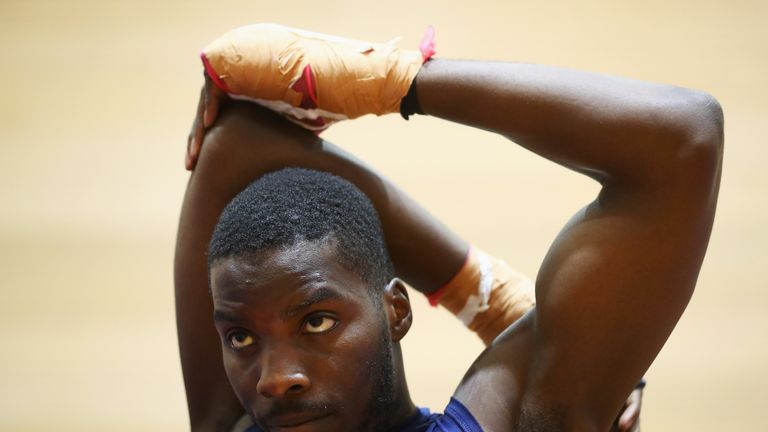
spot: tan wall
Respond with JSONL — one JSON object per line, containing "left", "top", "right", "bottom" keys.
{"left": 1, "top": 1, "right": 765, "bottom": 430}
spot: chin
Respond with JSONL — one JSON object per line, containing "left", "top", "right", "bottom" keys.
{"left": 260, "top": 413, "right": 341, "bottom": 432}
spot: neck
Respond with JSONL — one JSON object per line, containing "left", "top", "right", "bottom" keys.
{"left": 386, "top": 345, "right": 418, "bottom": 430}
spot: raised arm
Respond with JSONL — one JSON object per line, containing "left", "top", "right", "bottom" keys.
{"left": 413, "top": 60, "right": 723, "bottom": 430}
{"left": 176, "top": 101, "right": 473, "bottom": 430}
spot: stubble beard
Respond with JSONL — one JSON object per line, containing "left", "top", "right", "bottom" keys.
{"left": 358, "top": 315, "right": 399, "bottom": 432}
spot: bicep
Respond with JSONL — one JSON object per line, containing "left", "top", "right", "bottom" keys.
{"left": 455, "top": 170, "right": 719, "bottom": 430}
{"left": 528, "top": 184, "right": 708, "bottom": 419}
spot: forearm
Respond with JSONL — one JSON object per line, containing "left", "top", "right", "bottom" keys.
{"left": 219, "top": 103, "right": 467, "bottom": 290}
{"left": 176, "top": 103, "right": 472, "bottom": 428}
{"left": 416, "top": 59, "right": 721, "bottom": 185}
{"left": 218, "top": 108, "right": 537, "bottom": 341}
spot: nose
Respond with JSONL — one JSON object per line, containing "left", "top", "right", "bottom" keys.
{"left": 256, "top": 345, "right": 311, "bottom": 399}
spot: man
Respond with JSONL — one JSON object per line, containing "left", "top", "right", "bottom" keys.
{"left": 175, "top": 25, "right": 722, "bottom": 431}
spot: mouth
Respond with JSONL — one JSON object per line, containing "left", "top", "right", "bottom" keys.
{"left": 264, "top": 412, "right": 332, "bottom": 431}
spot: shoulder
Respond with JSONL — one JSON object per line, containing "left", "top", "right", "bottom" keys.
{"left": 404, "top": 399, "right": 484, "bottom": 432}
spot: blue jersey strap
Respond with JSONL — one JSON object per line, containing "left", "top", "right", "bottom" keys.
{"left": 233, "top": 397, "right": 483, "bottom": 432}
{"left": 422, "top": 397, "right": 484, "bottom": 432}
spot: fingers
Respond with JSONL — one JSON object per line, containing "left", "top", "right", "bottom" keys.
{"left": 204, "top": 78, "right": 223, "bottom": 129}
{"left": 618, "top": 402, "right": 639, "bottom": 431}
{"left": 186, "top": 75, "right": 227, "bottom": 171}
{"left": 618, "top": 389, "right": 643, "bottom": 431}
{"left": 186, "top": 84, "right": 207, "bottom": 171}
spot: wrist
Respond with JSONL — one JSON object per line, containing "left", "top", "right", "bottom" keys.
{"left": 399, "top": 26, "right": 435, "bottom": 120}
{"left": 428, "top": 246, "right": 536, "bottom": 346}
{"left": 399, "top": 71, "right": 425, "bottom": 120}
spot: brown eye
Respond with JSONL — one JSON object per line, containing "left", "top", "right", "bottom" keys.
{"left": 303, "top": 316, "right": 337, "bottom": 334}
{"left": 228, "top": 331, "right": 254, "bottom": 349}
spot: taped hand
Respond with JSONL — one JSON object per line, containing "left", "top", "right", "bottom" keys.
{"left": 200, "top": 23, "right": 435, "bottom": 131}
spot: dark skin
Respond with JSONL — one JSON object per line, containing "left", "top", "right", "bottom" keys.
{"left": 177, "top": 101, "right": 468, "bottom": 432}
{"left": 211, "top": 239, "right": 416, "bottom": 432}
{"left": 415, "top": 60, "right": 722, "bottom": 431}
{"left": 178, "top": 56, "right": 722, "bottom": 430}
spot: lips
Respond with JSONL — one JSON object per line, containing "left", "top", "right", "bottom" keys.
{"left": 263, "top": 412, "right": 332, "bottom": 431}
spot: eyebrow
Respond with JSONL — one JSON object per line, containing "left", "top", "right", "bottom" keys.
{"left": 281, "top": 286, "right": 345, "bottom": 319}
{"left": 213, "top": 309, "right": 242, "bottom": 323}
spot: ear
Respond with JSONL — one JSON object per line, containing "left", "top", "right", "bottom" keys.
{"left": 384, "top": 278, "right": 412, "bottom": 342}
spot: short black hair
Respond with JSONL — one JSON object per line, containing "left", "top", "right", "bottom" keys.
{"left": 208, "top": 168, "right": 394, "bottom": 291}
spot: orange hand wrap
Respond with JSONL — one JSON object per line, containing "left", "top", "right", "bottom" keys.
{"left": 201, "top": 23, "right": 435, "bottom": 131}
{"left": 428, "top": 247, "right": 536, "bottom": 346}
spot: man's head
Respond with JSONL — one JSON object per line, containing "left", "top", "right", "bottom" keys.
{"left": 208, "top": 168, "right": 413, "bottom": 432}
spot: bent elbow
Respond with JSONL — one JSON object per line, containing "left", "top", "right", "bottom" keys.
{"left": 643, "top": 90, "right": 724, "bottom": 188}
{"left": 674, "top": 91, "right": 724, "bottom": 176}
{"left": 617, "top": 89, "right": 724, "bottom": 189}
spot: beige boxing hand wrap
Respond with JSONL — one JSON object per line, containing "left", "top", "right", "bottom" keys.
{"left": 201, "top": 23, "right": 435, "bottom": 131}
{"left": 428, "top": 247, "right": 536, "bottom": 346}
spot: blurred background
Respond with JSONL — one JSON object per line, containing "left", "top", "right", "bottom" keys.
{"left": 1, "top": 0, "right": 765, "bottom": 430}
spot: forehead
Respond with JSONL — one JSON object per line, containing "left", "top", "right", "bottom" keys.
{"left": 210, "top": 239, "right": 370, "bottom": 305}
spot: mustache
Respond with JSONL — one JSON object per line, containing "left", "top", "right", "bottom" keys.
{"left": 259, "top": 400, "right": 333, "bottom": 421}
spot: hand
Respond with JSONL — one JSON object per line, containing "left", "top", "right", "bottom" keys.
{"left": 199, "top": 24, "right": 433, "bottom": 131}
{"left": 186, "top": 73, "right": 226, "bottom": 171}
{"left": 610, "top": 387, "right": 643, "bottom": 432}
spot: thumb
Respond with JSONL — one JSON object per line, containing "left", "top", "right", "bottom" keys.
{"left": 203, "top": 78, "right": 223, "bottom": 128}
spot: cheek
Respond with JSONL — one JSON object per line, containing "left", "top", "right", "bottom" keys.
{"left": 318, "top": 316, "right": 389, "bottom": 401}
{"left": 222, "top": 351, "right": 255, "bottom": 407}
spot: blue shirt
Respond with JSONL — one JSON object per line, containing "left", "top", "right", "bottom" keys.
{"left": 235, "top": 398, "right": 483, "bottom": 432}
{"left": 398, "top": 398, "right": 484, "bottom": 432}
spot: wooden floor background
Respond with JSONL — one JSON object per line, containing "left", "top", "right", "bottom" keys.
{"left": 1, "top": 1, "right": 765, "bottom": 430}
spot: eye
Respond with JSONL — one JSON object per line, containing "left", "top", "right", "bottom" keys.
{"left": 302, "top": 315, "right": 338, "bottom": 334}
{"left": 227, "top": 331, "right": 254, "bottom": 349}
